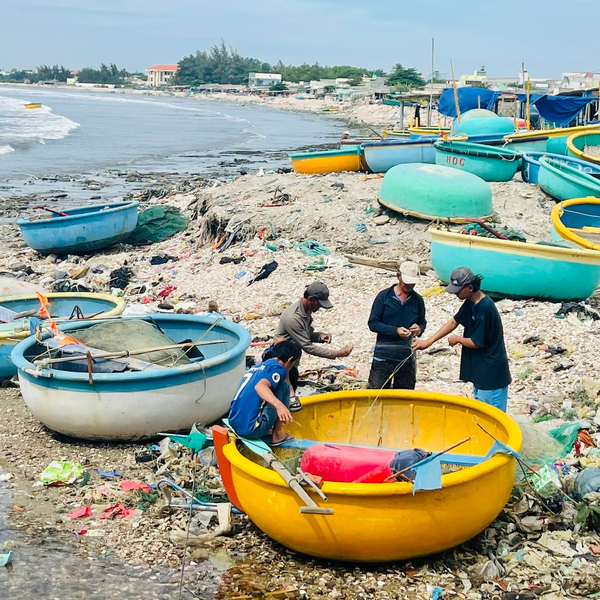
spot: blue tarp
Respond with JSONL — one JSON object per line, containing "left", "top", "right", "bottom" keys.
{"left": 438, "top": 87, "right": 596, "bottom": 126}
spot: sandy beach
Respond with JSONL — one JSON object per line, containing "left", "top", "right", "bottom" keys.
{"left": 2, "top": 95, "right": 600, "bottom": 598}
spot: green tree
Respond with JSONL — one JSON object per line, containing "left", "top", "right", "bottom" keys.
{"left": 386, "top": 64, "right": 426, "bottom": 90}
{"left": 270, "top": 82, "right": 288, "bottom": 91}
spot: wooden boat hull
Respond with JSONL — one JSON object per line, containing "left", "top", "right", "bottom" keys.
{"left": 551, "top": 198, "right": 600, "bottom": 251}
{"left": 522, "top": 152, "right": 600, "bottom": 185}
{"left": 361, "top": 139, "right": 436, "bottom": 173}
{"left": 0, "top": 292, "right": 126, "bottom": 379}
{"left": 430, "top": 228, "right": 600, "bottom": 301}
{"left": 290, "top": 148, "right": 362, "bottom": 174}
{"left": 218, "top": 389, "right": 521, "bottom": 562}
{"left": 434, "top": 140, "right": 520, "bottom": 182}
{"left": 567, "top": 131, "right": 600, "bottom": 165}
{"left": 17, "top": 201, "right": 139, "bottom": 255}
{"left": 11, "top": 314, "right": 251, "bottom": 440}
{"left": 538, "top": 156, "right": 600, "bottom": 201}
{"left": 378, "top": 163, "right": 492, "bottom": 222}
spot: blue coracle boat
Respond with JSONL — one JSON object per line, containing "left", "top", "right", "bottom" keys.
{"left": 0, "top": 292, "right": 126, "bottom": 379}
{"left": 434, "top": 140, "right": 521, "bottom": 182}
{"left": 522, "top": 152, "right": 600, "bottom": 185}
{"left": 361, "top": 139, "right": 436, "bottom": 173}
{"left": 17, "top": 201, "right": 139, "bottom": 255}
{"left": 538, "top": 157, "right": 600, "bottom": 201}
{"left": 11, "top": 314, "right": 251, "bottom": 440}
{"left": 429, "top": 228, "right": 600, "bottom": 301}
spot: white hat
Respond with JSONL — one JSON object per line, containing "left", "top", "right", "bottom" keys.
{"left": 398, "top": 261, "right": 420, "bottom": 284}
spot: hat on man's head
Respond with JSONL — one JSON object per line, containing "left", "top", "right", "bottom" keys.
{"left": 397, "top": 261, "right": 420, "bottom": 284}
{"left": 446, "top": 266, "right": 477, "bottom": 294}
{"left": 305, "top": 282, "right": 333, "bottom": 309}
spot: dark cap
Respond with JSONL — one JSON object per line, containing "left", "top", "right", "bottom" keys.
{"left": 305, "top": 282, "right": 333, "bottom": 309}
{"left": 446, "top": 266, "right": 477, "bottom": 294}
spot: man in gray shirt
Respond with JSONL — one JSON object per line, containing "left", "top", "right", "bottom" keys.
{"left": 270, "top": 282, "right": 354, "bottom": 411}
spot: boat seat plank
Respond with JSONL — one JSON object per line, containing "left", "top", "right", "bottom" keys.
{"left": 572, "top": 230, "right": 600, "bottom": 243}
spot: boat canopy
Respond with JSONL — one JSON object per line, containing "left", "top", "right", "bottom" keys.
{"left": 439, "top": 87, "right": 595, "bottom": 126}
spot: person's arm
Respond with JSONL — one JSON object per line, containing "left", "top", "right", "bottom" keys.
{"left": 284, "top": 312, "right": 339, "bottom": 359}
{"left": 448, "top": 335, "right": 479, "bottom": 348}
{"left": 368, "top": 292, "right": 399, "bottom": 337}
{"left": 412, "top": 318, "right": 459, "bottom": 350}
{"left": 254, "top": 378, "right": 292, "bottom": 424}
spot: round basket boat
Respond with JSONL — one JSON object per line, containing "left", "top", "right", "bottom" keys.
{"left": 538, "top": 156, "right": 600, "bottom": 201}
{"left": 567, "top": 131, "right": 600, "bottom": 165}
{"left": 453, "top": 115, "right": 516, "bottom": 138}
{"left": 217, "top": 389, "right": 522, "bottom": 562}
{"left": 551, "top": 197, "right": 600, "bottom": 250}
{"left": 522, "top": 152, "right": 600, "bottom": 185}
{"left": 378, "top": 163, "right": 492, "bottom": 222}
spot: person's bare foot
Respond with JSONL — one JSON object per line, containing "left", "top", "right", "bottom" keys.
{"left": 270, "top": 432, "right": 294, "bottom": 447}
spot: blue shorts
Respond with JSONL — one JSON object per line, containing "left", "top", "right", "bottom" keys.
{"left": 252, "top": 381, "right": 291, "bottom": 439}
{"left": 473, "top": 386, "right": 508, "bottom": 412}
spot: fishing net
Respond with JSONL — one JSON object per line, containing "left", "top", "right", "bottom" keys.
{"left": 124, "top": 206, "right": 188, "bottom": 246}
{"left": 461, "top": 223, "right": 527, "bottom": 242}
{"left": 69, "top": 319, "right": 191, "bottom": 367}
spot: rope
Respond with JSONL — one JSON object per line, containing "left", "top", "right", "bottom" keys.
{"left": 365, "top": 351, "right": 416, "bottom": 416}
{"left": 177, "top": 459, "right": 199, "bottom": 600}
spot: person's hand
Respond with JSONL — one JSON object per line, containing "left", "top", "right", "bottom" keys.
{"left": 412, "top": 338, "right": 431, "bottom": 351}
{"left": 409, "top": 324, "right": 422, "bottom": 336}
{"left": 397, "top": 327, "right": 411, "bottom": 338}
{"left": 276, "top": 402, "right": 293, "bottom": 424}
{"left": 448, "top": 335, "right": 461, "bottom": 347}
{"left": 319, "top": 333, "right": 332, "bottom": 344}
{"left": 337, "top": 344, "right": 354, "bottom": 358}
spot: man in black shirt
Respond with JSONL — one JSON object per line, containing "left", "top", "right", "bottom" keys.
{"left": 412, "top": 266, "right": 511, "bottom": 411}
{"left": 367, "top": 261, "right": 426, "bottom": 389}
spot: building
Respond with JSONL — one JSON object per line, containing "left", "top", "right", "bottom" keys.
{"left": 147, "top": 65, "right": 178, "bottom": 87}
{"left": 248, "top": 73, "right": 282, "bottom": 89}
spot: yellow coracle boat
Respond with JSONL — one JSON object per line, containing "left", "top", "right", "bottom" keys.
{"left": 290, "top": 147, "right": 363, "bottom": 174}
{"left": 551, "top": 197, "right": 600, "bottom": 251}
{"left": 506, "top": 124, "right": 600, "bottom": 154}
{"left": 25, "top": 103, "right": 42, "bottom": 109}
{"left": 218, "top": 390, "right": 522, "bottom": 562}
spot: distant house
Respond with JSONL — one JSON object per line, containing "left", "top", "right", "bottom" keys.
{"left": 248, "top": 73, "right": 282, "bottom": 89}
{"left": 147, "top": 65, "right": 178, "bottom": 87}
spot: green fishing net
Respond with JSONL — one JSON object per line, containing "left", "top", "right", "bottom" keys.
{"left": 124, "top": 206, "right": 188, "bottom": 246}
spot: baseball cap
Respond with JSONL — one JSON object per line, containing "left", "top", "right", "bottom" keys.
{"left": 397, "top": 261, "right": 420, "bottom": 284}
{"left": 446, "top": 266, "right": 477, "bottom": 294}
{"left": 305, "top": 282, "right": 333, "bottom": 309}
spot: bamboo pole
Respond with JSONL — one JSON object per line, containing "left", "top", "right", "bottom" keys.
{"left": 35, "top": 339, "right": 226, "bottom": 366}
{"left": 428, "top": 37, "right": 435, "bottom": 126}
{"left": 526, "top": 76, "right": 531, "bottom": 130}
{"left": 450, "top": 60, "right": 461, "bottom": 122}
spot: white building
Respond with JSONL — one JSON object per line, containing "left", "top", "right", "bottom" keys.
{"left": 147, "top": 65, "right": 178, "bottom": 87}
{"left": 248, "top": 73, "right": 282, "bottom": 89}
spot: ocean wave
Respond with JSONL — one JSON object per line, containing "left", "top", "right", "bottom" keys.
{"left": 0, "top": 94, "right": 80, "bottom": 151}
{"left": 0, "top": 145, "right": 14, "bottom": 155}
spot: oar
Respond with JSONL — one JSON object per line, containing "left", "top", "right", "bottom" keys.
{"left": 360, "top": 120, "right": 384, "bottom": 139}
{"left": 464, "top": 218, "right": 509, "bottom": 240}
{"left": 31, "top": 205, "right": 68, "bottom": 217}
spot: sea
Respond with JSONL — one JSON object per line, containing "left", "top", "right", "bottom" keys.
{"left": 0, "top": 85, "right": 347, "bottom": 211}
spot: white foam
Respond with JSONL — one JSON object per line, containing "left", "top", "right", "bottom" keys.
{"left": 0, "top": 145, "right": 14, "bottom": 155}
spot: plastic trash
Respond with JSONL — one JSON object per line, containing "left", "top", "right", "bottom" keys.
{"left": 40, "top": 461, "right": 84, "bottom": 486}
{"left": 550, "top": 421, "right": 591, "bottom": 454}
{"left": 0, "top": 552, "right": 13, "bottom": 567}
{"left": 574, "top": 467, "right": 600, "bottom": 500}
{"left": 532, "top": 464, "right": 562, "bottom": 498}
{"left": 294, "top": 240, "right": 330, "bottom": 256}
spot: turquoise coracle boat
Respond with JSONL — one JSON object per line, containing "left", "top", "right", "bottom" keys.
{"left": 378, "top": 164, "right": 492, "bottom": 222}
{"left": 538, "top": 157, "right": 600, "bottom": 201}
{"left": 429, "top": 228, "right": 600, "bottom": 301}
{"left": 522, "top": 152, "right": 600, "bottom": 185}
{"left": 434, "top": 140, "right": 521, "bottom": 182}
{"left": 361, "top": 139, "right": 436, "bottom": 173}
{"left": 17, "top": 201, "right": 139, "bottom": 255}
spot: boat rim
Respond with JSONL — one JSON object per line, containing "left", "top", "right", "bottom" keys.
{"left": 567, "top": 131, "right": 600, "bottom": 163}
{"left": 551, "top": 197, "right": 600, "bottom": 251}
{"left": 433, "top": 140, "right": 521, "bottom": 159}
{"left": 361, "top": 138, "right": 436, "bottom": 148}
{"left": 539, "top": 156, "right": 600, "bottom": 190}
{"left": 377, "top": 198, "right": 493, "bottom": 224}
{"left": 16, "top": 200, "right": 139, "bottom": 227}
{"left": 289, "top": 148, "right": 360, "bottom": 159}
{"left": 523, "top": 152, "right": 600, "bottom": 170}
{"left": 10, "top": 313, "right": 251, "bottom": 382}
{"left": 507, "top": 124, "right": 600, "bottom": 140}
{"left": 429, "top": 226, "right": 600, "bottom": 259}
{"left": 223, "top": 389, "right": 522, "bottom": 497}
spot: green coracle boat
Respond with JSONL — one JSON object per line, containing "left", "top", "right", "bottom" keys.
{"left": 538, "top": 156, "right": 600, "bottom": 201}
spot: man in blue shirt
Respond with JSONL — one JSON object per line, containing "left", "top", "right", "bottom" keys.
{"left": 412, "top": 267, "right": 511, "bottom": 411}
{"left": 367, "top": 261, "right": 426, "bottom": 389}
{"left": 229, "top": 341, "right": 302, "bottom": 445}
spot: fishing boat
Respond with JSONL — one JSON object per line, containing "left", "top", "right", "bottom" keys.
{"left": 0, "top": 292, "right": 125, "bottom": 380}
{"left": 378, "top": 163, "right": 492, "bottom": 222}
{"left": 453, "top": 116, "right": 517, "bottom": 138}
{"left": 506, "top": 124, "right": 600, "bottom": 155}
{"left": 11, "top": 314, "right": 251, "bottom": 440}
{"left": 434, "top": 140, "right": 521, "bottom": 182}
{"left": 290, "top": 148, "right": 363, "bottom": 174}
{"left": 24, "top": 103, "right": 42, "bottom": 109}
{"left": 567, "top": 131, "right": 600, "bottom": 165}
{"left": 429, "top": 227, "right": 600, "bottom": 301}
{"left": 17, "top": 201, "right": 139, "bottom": 255}
{"left": 538, "top": 156, "right": 600, "bottom": 201}
{"left": 361, "top": 139, "right": 436, "bottom": 173}
{"left": 551, "top": 198, "right": 600, "bottom": 250}
{"left": 522, "top": 152, "right": 600, "bottom": 185}
{"left": 214, "top": 389, "right": 521, "bottom": 562}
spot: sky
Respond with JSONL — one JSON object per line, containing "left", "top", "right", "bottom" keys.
{"left": 1, "top": 0, "right": 597, "bottom": 79}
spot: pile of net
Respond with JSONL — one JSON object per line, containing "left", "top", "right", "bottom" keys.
{"left": 461, "top": 223, "right": 527, "bottom": 242}
{"left": 124, "top": 206, "right": 188, "bottom": 246}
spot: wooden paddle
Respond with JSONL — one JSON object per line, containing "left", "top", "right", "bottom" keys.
{"left": 463, "top": 218, "right": 509, "bottom": 240}
{"left": 31, "top": 205, "right": 68, "bottom": 217}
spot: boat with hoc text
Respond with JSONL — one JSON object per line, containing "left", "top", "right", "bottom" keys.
{"left": 214, "top": 389, "right": 522, "bottom": 562}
